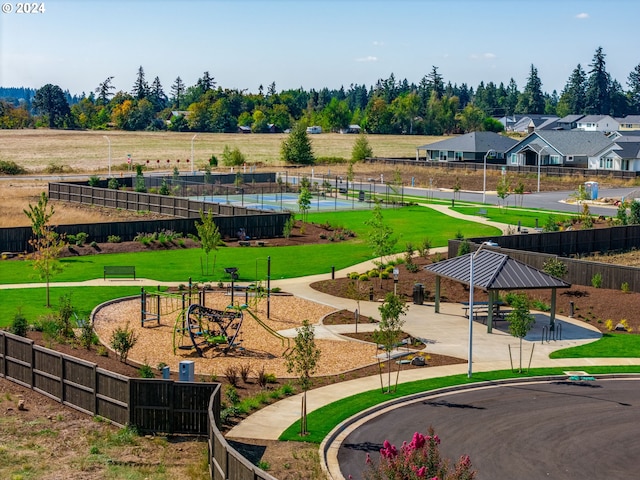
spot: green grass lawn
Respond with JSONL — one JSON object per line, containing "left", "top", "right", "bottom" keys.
{"left": 279, "top": 365, "right": 640, "bottom": 444}
{"left": 1, "top": 206, "right": 500, "bottom": 285}
{"left": 549, "top": 333, "right": 640, "bottom": 358}
{"left": 0, "top": 287, "right": 144, "bottom": 326}
{"left": 452, "top": 205, "right": 577, "bottom": 228}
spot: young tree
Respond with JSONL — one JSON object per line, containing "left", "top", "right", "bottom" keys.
{"left": 134, "top": 163, "right": 146, "bottom": 192}
{"left": 373, "top": 292, "right": 408, "bottom": 393}
{"left": 365, "top": 201, "right": 397, "bottom": 283}
{"left": 32, "top": 84, "right": 70, "bottom": 128}
{"left": 506, "top": 293, "right": 535, "bottom": 373}
{"left": 351, "top": 132, "right": 373, "bottom": 162}
{"left": 195, "top": 208, "right": 221, "bottom": 275}
{"left": 298, "top": 186, "right": 311, "bottom": 222}
{"left": 24, "top": 192, "right": 64, "bottom": 307}
{"left": 496, "top": 176, "right": 511, "bottom": 209}
{"left": 285, "top": 319, "right": 321, "bottom": 436}
{"left": 281, "top": 122, "right": 315, "bottom": 165}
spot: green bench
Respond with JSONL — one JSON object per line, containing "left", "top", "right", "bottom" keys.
{"left": 104, "top": 265, "right": 136, "bottom": 280}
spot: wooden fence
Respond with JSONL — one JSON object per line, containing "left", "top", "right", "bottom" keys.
{"left": 365, "top": 157, "right": 640, "bottom": 179}
{"left": 0, "top": 330, "right": 218, "bottom": 435}
{"left": 449, "top": 232, "right": 640, "bottom": 293}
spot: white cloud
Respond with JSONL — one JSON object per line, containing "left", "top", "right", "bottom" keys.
{"left": 356, "top": 56, "right": 378, "bottom": 63}
{"left": 470, "top": 53, "right": 496, "bottom": 60}
{"left": 372, "top": 40, "right": 385, "bottom": 47}
{"left": 576, "top": 12, "right": 589, "bottom": 19}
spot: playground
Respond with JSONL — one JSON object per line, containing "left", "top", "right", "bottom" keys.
{"left": 93, "top": 289, "right": 378, "bottom": 377}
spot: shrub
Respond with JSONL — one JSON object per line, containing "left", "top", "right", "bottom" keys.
{"left": 239, "top": 363, "right": 251, "bottom": 383}
{"left": 76, "top": 316, "right": 97, "bottom": 349}
{"left": 74, "top": 232, "right": 88, "bottom": 246}
{"left": 359, "top": 274, "right": 370, "bottom": 281}
{"left": 591, "top": 272, "right": 603, "bottom": 288}
{"left": 107, "top": 235, "right": 121, "bottom": 243}
{"left": 542, "top": 257, "right": 568, "bottom": 278}
{"left": 221, "top": 145, "right": 246, "bottom": 166}
{"left": 0, "top": 160, "right": 27, "bottom": 175}
{"left": 224, "top": 365, "right": 239, "bottom": 387}
{"left": 605, "top": 319, "right": 614, "bottom": 331}
{"left": 418, "top": 237, "right": 431, "bottom": 258}
{"left": 348, "top": 272, "right": 360, "bottom": 280}
{"left": 621, "top": 282, "right": 631, "bottom": 293}
{"left": 225, "top": 385, "right": 240, "bottom": 405}
{"left": 315, "top": 156, "right": 347, "bottom": 164}
{"left": 531, "top": 299, "right": 550, "bottom": 312}
{"left": 271, "top": 287, "right": 281, "bottom": 293}
{"left": 88, "top": 175, "right": 101, "bottom": 187}
{"left": 138, "top": 362, "right": 155, "bottom": 378}
{"left": 456, "top": 240, "right": 471, "bottom": 256}
{"left": 9, "top": 311, "right": 28, "bottom": 337}
{"left": 107, "top": 177, "right": 119, "bottom": 190}
{"left": 109, "top": 322, "right": 137, "bottom": 362}
{"left": 406, "top": 262, "right": 420, "bottom": 273}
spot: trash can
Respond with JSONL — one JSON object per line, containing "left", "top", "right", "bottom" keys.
{"left": 413, "top": 283, "right": 424, "bottom": 305}
{"left": 584, "top": 181, "right": 598, "bottom": 200}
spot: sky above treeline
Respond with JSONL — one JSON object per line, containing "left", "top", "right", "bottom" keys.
{"left": 2, "top": 0, "right": 639, "bottom": 97}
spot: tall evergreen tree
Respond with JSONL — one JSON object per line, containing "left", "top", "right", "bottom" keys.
{"left": 585, "top": 47, "right": 611, "bottom": 114}
{"left": 131, "top": 66, "right": 149, "bottom": 100}
{"left": 517, "top": 64, "right": 545, "bottom": 114}
{"left": 33, "top": 84, "right": 70, "bottom": 128}
{"left": 426, "top": 66, "right": 445, "bottom": 99}
{"left": 627, "top": 63, "right": 640, "bottom": 114}
{"left": 170, "top": 76, "right": 185, "bottom": 109}
{"left": 196, "top": 71, "right": 216, "bottom": 96}
{"left": 561, "top": 64, "right": 587, "bottom": 114}
{"left": 149, "top": 76, "right": 167, "bottom": 111}
{"left": 503, "top": 78, "right": 519, "bottom": 115}
{"left": 281, "top": 122, "right": 314, "bottom": 165}
{"left": 95, "top": 76, "right": 115, "bottom": 106}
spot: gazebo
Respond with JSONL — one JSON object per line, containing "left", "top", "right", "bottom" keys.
{"left": 424, "top": 249, "right": 571, "bottom": 333}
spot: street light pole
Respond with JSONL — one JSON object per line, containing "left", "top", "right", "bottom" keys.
{"left": 482, "top": 149, "right": 496, "bottom": 204}
{"left": 103, "top": 135, "right": 111, "bottom": 177}
{"left": 191, "top": 134, "right": 198, "bottom": 174}
{"left": 468, "top": 243, "right": 486, "bottom": 378}
{"left": 537, "top": 145, "right": 549, "bottom": 193}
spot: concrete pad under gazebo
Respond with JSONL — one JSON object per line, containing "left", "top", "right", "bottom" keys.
{"left": 424, "top": 249, "right": 571, "bottom": 333}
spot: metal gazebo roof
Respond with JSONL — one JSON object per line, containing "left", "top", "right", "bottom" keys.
{"left": 424, "top": 249, "right": 570, "bottom": 291}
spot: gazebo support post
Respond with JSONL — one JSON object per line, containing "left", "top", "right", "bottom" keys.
{"left": 550, "top": 288, "right": 557, "bottom": 329}
{"left": 434, "top": 276, "right": 441, "bottom": 313}
{"left": 487, "top": 290, "right": 494, "bottom": 334}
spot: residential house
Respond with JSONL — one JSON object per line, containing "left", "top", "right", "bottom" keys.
{"left": 415, "top": 132, "right": 518, "bottom": 162}
{"left": 589, "top": 134, "right": 640, "bottom": 171}
{"left": 575, "top": 115, "right": 619, "bottom": 133}
{"left": 504, "top": 131, "right": 614, "bottom": 168}
{"left": 498, "top": 114, "right": 558, "bottom": 133}
{"left": 555, "top": 114, "right": 585, "bottom": 130}
{"left": 617, "top": 115, "right": 640, "bottom": 132}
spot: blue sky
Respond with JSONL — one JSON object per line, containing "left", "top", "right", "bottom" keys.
{"left": 1, "top": 0, "right": 639, "bottom": 97}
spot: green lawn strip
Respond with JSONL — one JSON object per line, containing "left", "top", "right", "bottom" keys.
{"left": 2, "top": 207, "right": 500, "bottom": 285}
{"left": 279, "top": 365, "right": 640, "bottom": 444}
{"left": 451, "top": 206, "right": 577, "bottom": 228}
{"left": 0, "top": 286, "right": 144, "bottom": 326}
{"left": 550, "top": 333, "right": 640, "bottom": 358}
{"left": 306, "top": 206, "right": 500, "bottom": 247}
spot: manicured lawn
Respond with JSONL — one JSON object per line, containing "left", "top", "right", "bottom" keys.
{"left": 0, "top": 287, "right": 144, "bottom": 326}
{"left": 549, "top": 333, "right": 640, "bottom": 358}
{"left": 1, "top": 206, "right": 500, "bottom": 285}
{"left": 279, "top": 365, "right": 640, "bottom": 444}
{"left": 452, "top": 205, "right": 577, "bottom": 228}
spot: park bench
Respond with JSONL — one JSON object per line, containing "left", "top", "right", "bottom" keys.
{"left": 460, "top": 301, "right": 505, "bottom": 322}
{"left": 477, "top": 208, "right": 488, "bottom": 216}
{"left": 104, "top": 265, "right": 136, "bottom": 280}
{"left": 238, "top": 240, "right": 251, "bottom": 247}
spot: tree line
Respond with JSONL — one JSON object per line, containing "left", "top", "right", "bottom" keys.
{"left": 1, "top": 46, "right": 639, "bottom": 134}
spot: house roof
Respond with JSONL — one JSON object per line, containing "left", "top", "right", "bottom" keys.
{"left": 577, "top": 115, "right": 617, "bottom": 124}
{"left": 511, "top": 115, "right": 559, "bottom": 132}
{"left": 618, "top": 115, "right": 640, "bottom": 124}
{"left": 416, "top": 132, "right": 518, "bottom": 153}
{"left": 424, "top": 249, "right": 570, "bottom": 291}
{"left": 558, "top": 114, "right": 585, "bottom": 124}
{"left": 508, "top": 131, "right": 614, "bottom": 157}
{"left": 613, "top": 137, "right": 640, "bottom": 159}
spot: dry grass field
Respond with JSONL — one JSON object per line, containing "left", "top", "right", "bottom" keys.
{"left": 0, "top": 129, "right": 445, "bottom": 173}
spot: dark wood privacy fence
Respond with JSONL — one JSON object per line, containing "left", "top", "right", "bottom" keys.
{"left": 0, "top": 330, "right": 218, "bottom": 434}
{"left": 449, "top": 234, "right": 640, "bottom": 293}
{"left": 1, "top": 329, "right": 277, "bottom": 479}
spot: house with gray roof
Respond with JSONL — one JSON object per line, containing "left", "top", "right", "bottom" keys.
{"left": 575, "top": 115, "right": 619, "bottom": 133}
{"left": 504, "top": 131, "right": 615, "bottom": 168}
{"left": 497, "top": 114, "right": 558, "bottom": 133}
{"left": 617, "top": 115, "right": 640, "bottom": 132}
{"left": 415, "top": 132, "right": 518, "bottom": 163}
{"left": 556, "top": 114, "right": 585, "bottom": 130}
{"left": 589, "top": 134, "right": 640, "bottom": 171}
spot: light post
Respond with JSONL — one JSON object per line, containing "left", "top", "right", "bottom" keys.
{"left": 467, "top": 243, "right": 487, "bottom": 378}
{"left": 537, "top": 145, "right": 549, "bottom": 193}
{"left": 103, "top": 135, "right": 111, "bottom": 177}
{"left": 190, "top": 134, "right": 198, "bottom": 174}
{"left": 482, "top": 149, "right": 496, "bottom": 204}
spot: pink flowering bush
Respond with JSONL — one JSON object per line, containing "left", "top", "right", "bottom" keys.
{"left": 364, "top": 426, "right": 475, "bottom": 480}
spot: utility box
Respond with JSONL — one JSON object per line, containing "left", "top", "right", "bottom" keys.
{"left": 413, "top": 284, "right": 425, "bottom": 305}
{"left": 584, "top": 181, "right": 598, "bottom": 200}
{"left": 179, "top": 361, "right": 195, "bottom": 382}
